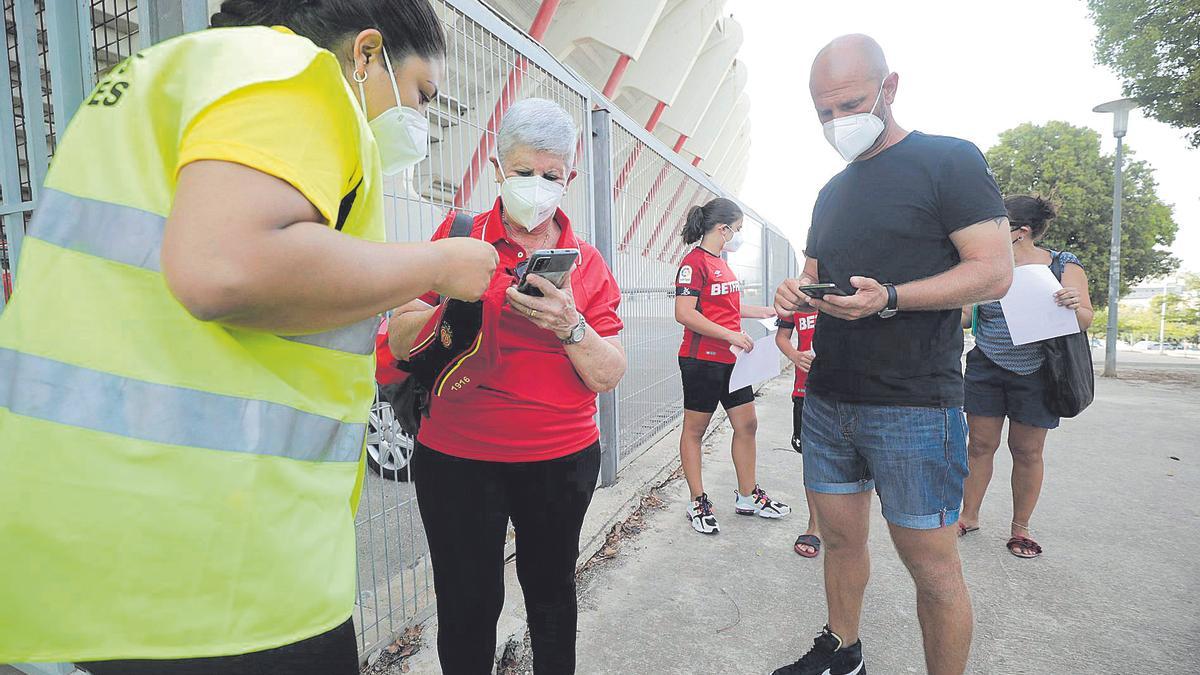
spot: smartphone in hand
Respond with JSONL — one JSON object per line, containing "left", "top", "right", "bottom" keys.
{"left": 515, "top": 248, "right": 579, "bottom": 297}
{"left": 798, "top": 283, "right": 849, "bottom": 299}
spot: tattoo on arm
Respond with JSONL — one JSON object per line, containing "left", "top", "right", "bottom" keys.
{"left": 992, "top": 216, "right": 1009, "bottom": 228}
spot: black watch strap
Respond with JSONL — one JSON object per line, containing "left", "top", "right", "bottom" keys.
{"left": 884, "top": 283, "right": 897, "bottom": 311}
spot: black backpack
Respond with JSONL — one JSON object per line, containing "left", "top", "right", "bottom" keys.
{"left": 1041, "top": 252, "right": 1094, "bottom": 418}
{"left": 381, "top": 212, "right": 477, "bottom": 436}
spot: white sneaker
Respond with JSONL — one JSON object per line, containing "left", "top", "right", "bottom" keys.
{"left": 735, "top": 485, "right": 791, "bottom": 519}
{"left": 686, "top": 493, "right": 720, "bottom": 534}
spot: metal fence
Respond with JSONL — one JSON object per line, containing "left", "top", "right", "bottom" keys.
{"left": 0, "top": 0, "right": 798, "bottom": 662}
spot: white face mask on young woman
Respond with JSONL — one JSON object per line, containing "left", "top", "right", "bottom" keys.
{"left": 722, "top": 226, "right": 745, "bottom": 253}
{"left": 822, "top": 78, "right": 887, "bottom": 162}
{"left": 356, "top": 45, "right": 430, "bottom": 176}
{"left": 498, "top": 160, "right": 566, "bottom": 231}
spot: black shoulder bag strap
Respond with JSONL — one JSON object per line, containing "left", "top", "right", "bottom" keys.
{"left": 449, "top": 211, "right": 474, "bottom": 238}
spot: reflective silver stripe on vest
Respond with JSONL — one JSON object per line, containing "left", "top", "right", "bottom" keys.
{"left": 282, "top": 316, "right": 379, "bottom": 355}
{"left": 30, "top": 188, "right": 378, "bottom": 355}
{"left": 0, "top": 348, "right": 364, "bottom": 462}
{"left": 30, "top": 188, "right": 167, "bottom": 272}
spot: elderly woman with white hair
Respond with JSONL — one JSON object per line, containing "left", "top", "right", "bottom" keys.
{"left": 387, "top": 97, "right": 626, "bottom": 673}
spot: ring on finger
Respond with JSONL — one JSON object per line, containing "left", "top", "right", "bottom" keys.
{"left": 530, "top": 308, "right": 538, "bottom": 318}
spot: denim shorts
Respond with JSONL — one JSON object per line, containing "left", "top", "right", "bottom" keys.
{"left": 964, "top": 348, "right": 1060, "bottom": 430}
{"left": 800, "top": 391, "right": 968, "bottom": 530}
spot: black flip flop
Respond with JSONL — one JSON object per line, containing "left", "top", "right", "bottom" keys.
{"left": 794, "top": 534, "right": 821, "bottom": 558}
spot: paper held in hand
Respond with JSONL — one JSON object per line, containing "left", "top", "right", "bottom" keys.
{"left": 999, "top": 264, "right": 1079, "bottom": 346}
{"left": 728, "top": 332, "right": 783, "bottom": 393}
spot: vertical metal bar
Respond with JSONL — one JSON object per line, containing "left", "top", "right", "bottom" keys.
{"left": 139, "top": 0, "right": 186, "bottom": 47}
{"left": 76, "top": 0, "right": 97, "bottom": 89}
{"left": 44, "top": 0, "right": 90, "bottom": 134}
{"left": 14, "top": 0, "right": 50, "bottom": 201}
{"left": 181, "top": 0, "right": 209, "bottom": 33}
{"left": 0, "top": 22, "right": 21, "bottom": 210}
{"left": 591, "top": 107, "right": 620, "bottom": 487}
{"left": 1103, "top": 135, "right": 1124, "bottom": 378}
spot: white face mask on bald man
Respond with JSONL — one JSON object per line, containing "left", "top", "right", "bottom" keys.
{"left": 822, "top": 78, "right": 887, "bottom": 162}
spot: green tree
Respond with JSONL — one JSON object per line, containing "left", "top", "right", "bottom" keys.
{"left": 986, "top": 121, "right": 1178, "bottom": 306}
{"left": 1088, "top": 0, "right": 1200, "bottom": 148}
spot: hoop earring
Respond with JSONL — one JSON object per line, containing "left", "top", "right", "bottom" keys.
{"left": 353, "top": 65, "right": 368, "bottom": 83}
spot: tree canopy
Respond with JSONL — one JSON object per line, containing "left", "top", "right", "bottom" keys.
{"left": 1089, "top": 0, "right": 1200, "bottom": 147}
{"left": 985, "top": 121, "right": 1178, "bottom": 306}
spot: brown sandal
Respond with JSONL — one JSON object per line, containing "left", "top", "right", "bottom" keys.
{"left": 1006, "top": 535, "right": 1042, "bottom": 558}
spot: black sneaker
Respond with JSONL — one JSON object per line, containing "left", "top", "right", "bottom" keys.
{"left": 772, "top": 626, "right": 865, "bottom": 675}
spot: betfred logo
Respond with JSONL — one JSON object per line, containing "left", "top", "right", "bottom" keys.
{"left": 710, "top": 281, "right": 742, "bottom": 296}
{"left": 796, "top": 314, "right": 816, "bottom": 330}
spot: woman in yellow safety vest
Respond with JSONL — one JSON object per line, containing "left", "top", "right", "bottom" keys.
{"left": 0, "top": 0, "right": 497, "bottom": 672}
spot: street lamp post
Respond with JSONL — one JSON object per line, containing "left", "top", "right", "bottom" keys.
{"left": 1093, "top": 98, "right": 1139, "bottom": 378}
{"left": 1159, "top": 277, "right": 1168, "bottom": 354}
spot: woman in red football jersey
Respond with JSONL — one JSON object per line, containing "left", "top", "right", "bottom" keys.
{"left": 674, "top": 197, "right": 790, "bottom": 535}
{"left": 776, "top": 310, "right": 822, "bottom": 557}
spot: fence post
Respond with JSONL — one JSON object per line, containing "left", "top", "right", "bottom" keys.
{"left": 44, "top": 0, "right": 93, "bottom": 134}
{"left": 139, "top": 0, "right": 208, "bottom": 47}
{"left": 590, "top": 106, "right": 621, "bottom": 488}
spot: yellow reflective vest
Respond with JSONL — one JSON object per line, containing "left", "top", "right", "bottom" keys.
{"left": 0, "top": 26, "right": 382, "bottom": 661}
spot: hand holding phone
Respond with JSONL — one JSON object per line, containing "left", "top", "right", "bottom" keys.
{"left": 798, "top": 283, "right": 849, "bottom": 300}
{"left": 515, "top": 248, "right": 579, "bottom": 297}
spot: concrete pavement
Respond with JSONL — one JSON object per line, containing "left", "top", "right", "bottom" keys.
{"left": 566, "top": 367, "right": 1200, "bottom": 674}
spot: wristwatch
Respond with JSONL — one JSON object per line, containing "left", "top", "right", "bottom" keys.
{"left": 561, "top": 314, "right": 588, "bottom": 345}
{"left": 877, "top": 283, "right": 898, "bottom": 319}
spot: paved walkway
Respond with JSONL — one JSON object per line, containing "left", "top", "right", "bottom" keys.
{"left": 571, "top": 368, "right": 1200, "bottom": 674}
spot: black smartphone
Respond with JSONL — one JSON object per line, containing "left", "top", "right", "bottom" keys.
{"left": 798, "top": 283, "right": 850, "bottom": 299}
{"left": 515, "top": 248, "right": 580, "bottom": 297}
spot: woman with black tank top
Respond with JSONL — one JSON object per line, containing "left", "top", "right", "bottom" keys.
{"left": 958, "top": 195, "right": 1093, "bottom": 559}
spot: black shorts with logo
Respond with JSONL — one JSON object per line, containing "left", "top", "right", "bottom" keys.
{"left": 679, "top": 357, "right": 755, "bottom": 414}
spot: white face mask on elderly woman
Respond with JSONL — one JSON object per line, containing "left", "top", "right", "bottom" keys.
{"left": 822, "top": 78, "right": 887, "bottom": 162}
{"left": 356, "top": 44, "right": 430, "bottom": 176}
{"left": 498, "top": 160, "right": 566, "bottom": 231}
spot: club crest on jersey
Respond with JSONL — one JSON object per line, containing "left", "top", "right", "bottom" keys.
{"left": 440, "top": 324, "right": 454, "bottom": 348}
{"left": 678, "top": 265, "right": 693, "bottom": 285}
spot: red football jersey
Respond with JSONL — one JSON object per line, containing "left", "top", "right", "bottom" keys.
{"left": 675, "top": 247, "right": 742, "bottom": 364}
{"left": 778, "top": 311, "right": 817, "bottom": 397}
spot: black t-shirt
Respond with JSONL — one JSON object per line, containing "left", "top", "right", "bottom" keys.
{"left": 805, "top": 131, "right": 1007, "bottom": 407}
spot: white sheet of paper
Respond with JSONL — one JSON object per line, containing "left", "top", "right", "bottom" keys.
{"left": 999, "top": 265, "right": 1079, "bottom": 345}
{"left": 757, "top": 317, "right": 780, "bottom": 331}
{"left": 728, "top": 333, "right": 783, "bottom": 392}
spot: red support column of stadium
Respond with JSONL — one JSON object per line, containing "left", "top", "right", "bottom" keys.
{"left": 611, "top": 100, "right": 667, "bottom": 202}
{"left": 660, "top": 184, "right": 710, "bottom": 262}
{"left": 641, "top": 157, "right": 704, "bottom": 256}
{"left": 452, "top": 0, "right": 562, "bottom": 208}
{"left": 617, "top": 133, "right": 687, "bottom": 251}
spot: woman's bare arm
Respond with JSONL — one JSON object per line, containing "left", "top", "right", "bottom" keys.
{"left": 162, "top": 161, "right": 498, "bottom": 333}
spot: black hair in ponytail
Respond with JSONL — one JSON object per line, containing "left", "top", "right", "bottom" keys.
{"left": 1004, "top": 194, "right": 1058, "bottom": 240}
{"left": 681, "top": 197, "right": 743, "bottom": 245}
{"left": 211, "top": 0, "right": 446, "bottom": 60}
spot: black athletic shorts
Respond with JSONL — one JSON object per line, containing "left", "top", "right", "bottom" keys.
{"left": 679, "top": 356, "right": 754, "bottom": 414}
{"left": 77, "top": 618, "right": 358, "bottom": 675}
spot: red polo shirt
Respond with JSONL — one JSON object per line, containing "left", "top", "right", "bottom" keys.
{"left": 417, "top": 199, "right": 623, "bottom": 462}
{"left": 778, "top": 311, "right": 818, "bottom": 398}
{"left": 675, "top": 246, "right": 741, "bottom": 364}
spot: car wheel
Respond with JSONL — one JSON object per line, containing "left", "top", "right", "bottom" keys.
{"left": 366, "top": 397, "right": 415, "bottom": 482}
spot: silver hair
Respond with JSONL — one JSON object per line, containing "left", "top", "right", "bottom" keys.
{"left": 496, "top": 98, "right": 577, "bottom": 170}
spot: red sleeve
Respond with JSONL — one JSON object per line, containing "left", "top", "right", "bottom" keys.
{"left": 581, "top": 252, "right": 623, "bottom": 339}
{"left": 417, "top": 210, "right": 458, "bottom": 306}
{"left": 674, "top": 250, "right": 704, "bottom": 297}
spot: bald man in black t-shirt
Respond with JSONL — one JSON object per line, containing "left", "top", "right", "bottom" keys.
{"left": 770, "top": 35, "right": 1013, "bottom": 675}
